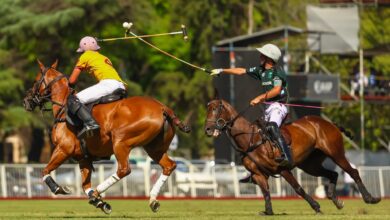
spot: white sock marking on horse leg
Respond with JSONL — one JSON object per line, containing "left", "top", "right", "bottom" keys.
{"left": 150, "top": 174, "right": 169, "bottom": 200}
{"left": 96, "top": 174, "right": 120, "bottom": 194}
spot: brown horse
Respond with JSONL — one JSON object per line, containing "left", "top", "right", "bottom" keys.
{"left": 23, "top": 60, "right": 190, "bottom": 214}
{"left": 204, "top": 96, "right": 380, "bottom": 215}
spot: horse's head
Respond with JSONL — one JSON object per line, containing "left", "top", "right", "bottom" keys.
{"left": 204, "top": 90, "right": 235, "bottom": 137}
{"left": 23, "top": 59, "right": 65, "bottom": 111}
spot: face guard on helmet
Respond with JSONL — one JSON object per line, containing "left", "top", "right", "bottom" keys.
{"left": 76, "top": 36, "right": 100, "bottom": 53}
{"left": 256, "top": 44, "right": 281, "bottom": 63}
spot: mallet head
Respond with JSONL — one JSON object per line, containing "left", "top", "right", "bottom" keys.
{"left": 122, "top": 22, "right": 133, "bottom": 30}
{"left": 181, "top": 24, "right": 188, "bottom": 41}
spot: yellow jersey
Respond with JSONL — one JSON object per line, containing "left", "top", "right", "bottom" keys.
{"left": 76, "top": 51, "right": 125, "bottom": 84}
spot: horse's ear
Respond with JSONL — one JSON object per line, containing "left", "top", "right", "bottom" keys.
{"left": 51, "top": 59, "right": 59, "bottom": 69}
{"left": 37, "top": 59, "right": 45, "bottom": 71}
{"left": 214, "top": 88, "right": 219, "bottom": 99}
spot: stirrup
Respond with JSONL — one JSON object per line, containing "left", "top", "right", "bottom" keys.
{"left": 78, "top": 125, "right": 100, "bottom": 138}
{"left": 275, "top": 156, "right": 291, "bottom": 168}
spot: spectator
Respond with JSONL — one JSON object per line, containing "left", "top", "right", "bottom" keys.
{"left": 350, "top": 63, "right": 368, "bottom": 96}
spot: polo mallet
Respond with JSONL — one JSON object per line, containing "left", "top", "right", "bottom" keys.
{"left": 121, "top": 22, "right": 211, "bottom": 73}
{"left": 97, "top": 22, "right": 189, "bottom": 42}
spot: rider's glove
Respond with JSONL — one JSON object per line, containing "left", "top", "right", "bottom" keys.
{"left": 210, "top": 68, "right": 223, "bottom": 76}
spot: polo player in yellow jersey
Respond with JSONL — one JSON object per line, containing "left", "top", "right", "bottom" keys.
{"left": 67, "top": 36, "right": 127, "bottom": 138}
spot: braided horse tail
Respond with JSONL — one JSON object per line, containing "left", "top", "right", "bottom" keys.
{"left": 162, "top": 107, "right": 191, "bottom": 133}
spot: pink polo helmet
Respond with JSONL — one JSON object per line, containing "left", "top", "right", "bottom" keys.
{"left": 76, "top": 36, "right": 100, "bottom": 53}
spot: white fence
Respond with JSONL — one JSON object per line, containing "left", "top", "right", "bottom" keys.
{"left": 0, "top": 163, "right": 388, "bottom": 198}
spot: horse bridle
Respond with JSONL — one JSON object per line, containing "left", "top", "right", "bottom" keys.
{"left": 207, "top": 99, "right": 251, "bottom": 131}
{"left": 206, "top": 100, "right": 230, "bottom": 131}
{"left": 207, "top": 99, "right": 268, "bottom": 152}
{"left": 29, "top": 67, "right": 68, "bottom": 110}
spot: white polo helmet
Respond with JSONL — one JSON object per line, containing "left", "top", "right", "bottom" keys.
{"left": 256, "top": 44, "right": 281, "bottom": 63}
{"left": 76, "top": 36, "right": 100, "bottom": 53}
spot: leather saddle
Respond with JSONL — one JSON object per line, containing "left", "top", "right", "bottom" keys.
{"left": 66, "top": 89, "right": 127, "bottom": 127}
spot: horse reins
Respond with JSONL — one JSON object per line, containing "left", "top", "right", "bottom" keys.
{"left": 31, "top": 67, "right": 69, "bottom": 122}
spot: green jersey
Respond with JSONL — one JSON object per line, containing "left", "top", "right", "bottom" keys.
{"left": 245, "top": 66, "right": 288, "bottom": 102}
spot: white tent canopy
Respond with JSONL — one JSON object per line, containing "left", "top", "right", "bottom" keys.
{"left": 307, "top": 5, "right": 359, "bottom": 54}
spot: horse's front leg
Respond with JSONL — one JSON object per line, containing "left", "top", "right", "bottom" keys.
{"left": 42, "top": 146, "right": 71, "bottom": 195}
{"left": 79, "top": 159, "right": 112, "bottom": 213}
{"left": 252, "top": 174, "right": 274, "bottom": 215}
{"left": 79, "top": 159, "right": 94, "bottom": 196}
{"left": 280, "top": 170, "right": 321, "bottom": 214}
{"left": 242, "top": 156, "right": 273, "bottom": 215}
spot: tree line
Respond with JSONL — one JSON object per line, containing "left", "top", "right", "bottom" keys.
{"left": 0, "top": 0, "right": 388, "bottom": 162}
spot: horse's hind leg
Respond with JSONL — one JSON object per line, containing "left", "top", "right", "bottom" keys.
{"left": 298, "top": 151, "right": 344, "bottom": 209}
{"left": 332, "top": 154, "right": 381, "bottom": 204}
{"left": 144, "top": 152, "right": 176, "bottom": 212}
{"left": 144, "top": 125, "right": 176, "bottom": 212}
{"left": 42, "top": 146, "right": 71, "bottom": 195}
{"left": 280, "top": 170, "right": 321, "bottom": 214}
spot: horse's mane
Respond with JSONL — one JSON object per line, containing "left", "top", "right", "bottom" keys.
{"left": 219, "top": 98, "right": 268, "bottom": 131}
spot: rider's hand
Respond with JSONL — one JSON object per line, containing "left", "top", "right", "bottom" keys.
{"left": 210, "top": 68, "right": 223, "bottom": 76}
{"left": 250, "top": 95, "right": 265, "bottom": 106}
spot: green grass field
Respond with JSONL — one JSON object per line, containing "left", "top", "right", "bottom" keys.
{"left": 0, "top": 199, "right": 388, "bottom": 220}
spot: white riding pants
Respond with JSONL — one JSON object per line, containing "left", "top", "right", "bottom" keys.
{"left": 264, "top": 102, "right": 288, "bottom": 127}
{"left": 76, "top": 79, "right": 125, "bottom": 104}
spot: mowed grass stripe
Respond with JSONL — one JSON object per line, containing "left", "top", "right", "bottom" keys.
{"left": 0, "top": 199, "right": 388, "bottom": 220}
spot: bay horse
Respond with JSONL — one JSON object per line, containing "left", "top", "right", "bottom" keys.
{"left": 23, "top": 60, "right": 190, "bottom": 214}
{"left": 204, "top": 96, "right": 380, "bottom": 215}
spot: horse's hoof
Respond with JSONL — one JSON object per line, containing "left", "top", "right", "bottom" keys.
{"left": 101, "top": 202, "right": 112, "bottom": 215}
{"left": 363, "top": 195, "right": 381, "bottom": 204}
{"left": 334, "top": 200, "right": 344, "bottom": 209}
{"left": 55, "top": 186, "right": 71, "bottom": 195}
{"left": 89, "top": 196, "right": 103, "bottom": 208}
{"left": 149, "top": 200, "right": 160, "bottom": 212}
{"left": 258, "top": 211, "right": 274, "bottom": 216}
{"left": 316, "top": 211, "right": 323, "bottom": 215}
{"left": 368, "top": 197, "right": 381, "bottom": 204}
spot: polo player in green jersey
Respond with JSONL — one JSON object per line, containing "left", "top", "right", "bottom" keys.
{"left": 211, "top": 44, "right": 292, "bottom": 168}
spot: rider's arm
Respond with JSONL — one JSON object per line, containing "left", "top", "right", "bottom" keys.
{"left": 211, "top": 68, "right": 246, "bottom": 76}
{"left": 69, "top": 67, "right": 82, "bottom": 85}
{"left": 250, "top": 86, "right": 282, "bottom": 106}
{"left": 264, "top": 85, "right": 282, "bottom": 100}
{"left": 220, "top": 68, "right": 246, "bottom": 75}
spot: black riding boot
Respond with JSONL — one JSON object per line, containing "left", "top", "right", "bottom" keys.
{"left": 267, "top": 122, "right": 292, "bottom": 168}
{"left": 67, "top": 95, "right": 100, "bottom": 138}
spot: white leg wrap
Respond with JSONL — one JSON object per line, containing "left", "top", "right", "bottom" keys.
{"left": 150, "top": 174, "right": 169, "bottom": 199}
{"left": 42, "top": 174, "right": 51, "bottom": 182}
{"left": 85, "top": 187, "right": 93, "bottom": 196}
{"left": 96, "top": 174, "right": 120, "bottom": 194}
